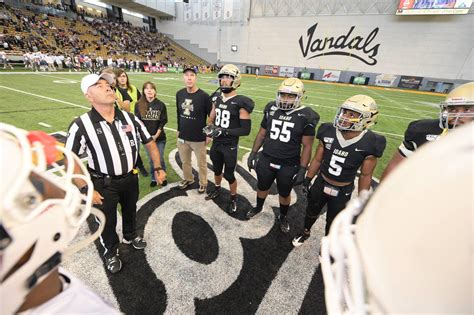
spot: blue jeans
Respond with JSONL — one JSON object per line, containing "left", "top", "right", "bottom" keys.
{"left": 146, "top": 140, "right": 167, "bottom": 182}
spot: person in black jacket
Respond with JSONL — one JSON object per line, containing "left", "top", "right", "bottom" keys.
{"left": 135, "top": 81, "right": 168, "bottom": 187}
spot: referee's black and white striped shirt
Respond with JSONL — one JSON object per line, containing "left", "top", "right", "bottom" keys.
{"left": 65, "top": 107, "right": 152, "bottom": 176}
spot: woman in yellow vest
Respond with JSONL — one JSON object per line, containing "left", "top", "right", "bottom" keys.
{"left": 115, "top": 69, "right": 148, "bottom": 176}
{"left": 115, "top": 69, "right": 141, "bottom": 113}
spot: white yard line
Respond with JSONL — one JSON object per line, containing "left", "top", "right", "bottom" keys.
{"left": 0, "top": 86, "right": 90, "bottom": 110}
{"left": 1, "top": 84, "right": 403, "bottom": 139}
{"left": 38, "top": 122, "right": 52, "bottom": 128}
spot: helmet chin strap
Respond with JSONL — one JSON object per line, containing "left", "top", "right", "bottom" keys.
{"left": 220, "top": 86, "right": 234, "bottom": 94}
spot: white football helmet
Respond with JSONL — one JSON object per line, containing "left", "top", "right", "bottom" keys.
{"left": 0, "top": 123, "right": 104, "bottom": 315}
{"left": 439, "top": 82, "right": 474, "bottom": 129}
{"left": 218, "top": 64, "right": 241, "bottom": 93}
{"left": 276, "top": 78, "right": 305, "bottom": 110}
{"left": 334, "top": 95, "right": 379, "bottom": 131}
{"left": 321, "top": 122, "right": 473, "bottom": 314}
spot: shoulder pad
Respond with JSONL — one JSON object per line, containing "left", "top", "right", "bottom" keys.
{"left": 306, "top": 108, "right": 320, "bottom": 126}
{"left": 237, "top": 95, "right": 255, "bottom": 113}
{"left": 373, "top": 132, "right": 387, "bottom": 158}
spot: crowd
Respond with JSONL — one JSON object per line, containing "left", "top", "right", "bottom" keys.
{"left": 0, "top": 4, "right": 203, "bottom": 68}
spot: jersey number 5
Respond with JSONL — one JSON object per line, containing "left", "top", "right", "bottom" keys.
{"left": 215, "top": 108, "right": 230, "bottom": 128}
{"left": 328, "top": 155, "right": 345, "bottom": 176}
{"left": 270, "top": 120, "right": 294, "bottom": 143}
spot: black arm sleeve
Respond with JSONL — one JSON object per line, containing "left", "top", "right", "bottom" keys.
{"left": 225, "top": 119, "right": 251, "bottom": 136}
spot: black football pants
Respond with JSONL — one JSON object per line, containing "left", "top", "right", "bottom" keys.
{"left": 92, "top": 173, "right": 139, "bottom": 258}
{"left": 305, "top": 175, "right": 354, "bottom": 235}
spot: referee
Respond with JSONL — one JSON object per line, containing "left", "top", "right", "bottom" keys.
{"left": 66, "top": 73, "right": 166, "bottom": 274}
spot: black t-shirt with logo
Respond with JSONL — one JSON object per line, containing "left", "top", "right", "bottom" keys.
{"left": 135, "top": 99, "right": 167, "bottom": 142}
{"left": 260, "top": 102, "right": 320, "bottom": 166}
{"left": 398, "top": 119, "right": 443, "bottom": 158}
{"left": 176, "top": 88, "right": 212, "bottom": 142}
{"left": 213, "top": 94, "right": 254, "bottom": 144}
{"left": 317, "top": 123, "right": 386, "bottom": 183}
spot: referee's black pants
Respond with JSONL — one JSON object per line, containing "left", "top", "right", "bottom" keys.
{"left": 92, "top": 173, "right": 139, "bottom": 258}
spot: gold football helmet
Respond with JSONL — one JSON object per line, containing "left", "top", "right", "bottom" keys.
{"left": 276, "top": 78, "right": 305, "bottom": 110}
{"left": 0, "top": 123, "right": 104, "bottom": 315}
{"left": 439, "top": 82, "right": 474, "bottom": 129}
{"left": 321, "top": 122, "right": 473, "bottom": 314}
{"left": 218, "top": 64, "right": 241, "bottom": 93}
{"left": 334, "top": 95, "right": 379, "bottom": 131}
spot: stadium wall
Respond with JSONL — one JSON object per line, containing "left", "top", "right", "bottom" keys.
{"left": 156, "top": 3, "right": 222, "bottom": 62}
{"left": 218, "top": 14, "right": 473, "bottom": 81}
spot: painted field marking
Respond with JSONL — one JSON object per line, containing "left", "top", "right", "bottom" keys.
{"left": 38, "top": 122, "right": 52, "bottom": 128}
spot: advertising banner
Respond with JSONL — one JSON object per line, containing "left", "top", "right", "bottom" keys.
{"left": 279, "top": 66, "right": 295, "bottom": 77}
{"left": 264, "top": 65, "right": 280, "bottom": 76}
{"left": 398, "top": 75, "right": 423, "bottom": 89}
{"left": 375, "top": 73, "right": 398, "bottom": 87}
{"left": 322, "top": 70, "right": 341, "bottom": 82}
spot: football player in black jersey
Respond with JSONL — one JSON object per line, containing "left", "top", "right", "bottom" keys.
{"left": 381, "top": 82, "right": 474, "bottom": 181}
{"left": 204, "top": 64, "right": 255, "bottom": 213}
{"left": 292, "top": 95, "right": 386, "bottom": 247}
{"left": 245, "top": 78, "right": 320, "bottom": 234}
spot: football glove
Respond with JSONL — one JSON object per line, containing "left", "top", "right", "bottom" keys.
{"left": 302, "top": 177, "right": 312, "bottom": 196}
{"left": 292, "top": 166, "right": 307, "bottom": 186}
{"left": 203, "top": 124, "right": 225, "bottom": 138}
{"left": 247, "top": 151, "right": 259, "bottom": 172}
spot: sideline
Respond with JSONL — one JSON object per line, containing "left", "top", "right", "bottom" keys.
{"left": 0, "top": 71, "right": 445, "bottom": 97}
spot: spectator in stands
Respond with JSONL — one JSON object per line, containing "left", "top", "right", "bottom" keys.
{"left": 135, "top": 81, "right": 168, "bottom": 187}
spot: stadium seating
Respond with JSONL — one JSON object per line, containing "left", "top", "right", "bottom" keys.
{"left": 0, "top": 4, "right": 208, "bottom": 67}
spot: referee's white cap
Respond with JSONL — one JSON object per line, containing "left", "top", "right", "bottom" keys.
{"left": 81, "top": 73, "right": 114, "bottom": 94}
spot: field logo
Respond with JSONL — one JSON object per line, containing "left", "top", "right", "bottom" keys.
{"left": 299, "top": 23, "right": 380, "bottom": 66}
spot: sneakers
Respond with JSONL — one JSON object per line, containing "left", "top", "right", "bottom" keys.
{"left": 279, "top": 215, "right": 290, "bottom": 233}
{"left": 161, "top": 180, "right": 168, "bottom": 187}
{"left": 246, "top": 207, "right": 262, "bottom": 219}
{"left": 292, "top": 232, "right": 311, "bottom": 247}
{"left": 198, "top": 185, "right": 206, "bottom": 194}
{"left": 205, "top": 188, "right": 221, "bottom": 200}
{"left": 106, "top": 255, "right": 122, "bottom": 274}
{"left": 150, "top": 181, "right": 157, "bottom": 187}
{"left": 123, "top": 237, "right": 147, "bottom": 250}
{"left": 228, "top": 199, "right": 237, "bottom": 213}
{"left": 179, "top": 179, "right": 195, "bottom": 190}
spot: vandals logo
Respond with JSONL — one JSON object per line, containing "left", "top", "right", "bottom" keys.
{"left": 299, "top": 23, "right": 381, "bottom": 66}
